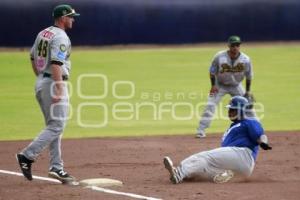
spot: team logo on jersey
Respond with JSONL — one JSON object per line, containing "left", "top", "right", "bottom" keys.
{"left": 57, "top": 51, "right": 66, "bottom": 60}
{"left": 222, "top": 123, "right": 241, "bottom": 141}
{"left": 60, "top": 44, "right": 66, "bottom": 52}
{"left": 220, "top": 63, "right": 245, "bottom": 73}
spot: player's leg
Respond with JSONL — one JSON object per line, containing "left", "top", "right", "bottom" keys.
{"left": 17, "top": 80, "right": 58, "bottom": 180}
{"left": 49, "top": 135, "right": 63, "bottom": 170}
{"left": 178, "top": 152, "right": 214, "bottom": 181}
{"left": 48, "top": 135, "right": 74, "bottom": 183}
{"left": 16, "top": 77, "right": 46, "bottom": 181}
{"left": 196, "top": 87, "right": 227, "bottom": 137}
{"left": 45, "top": 84, "right": 74, "bottom": 183}
{"left": 164, "top": 150, "right": 227, "bottom": 183}
{"left": 20, "top": 80, "right": 66, "bottom": 162}
{"left": 36, "top": 90, "right": 47, "bottom": 124}
{"left": 177, "top": 147, "right": 254, "bottom": 183}
{"left": 205, "top": 147, "right": 255, "bottom": 178}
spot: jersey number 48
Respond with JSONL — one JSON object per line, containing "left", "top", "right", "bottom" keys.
{"left": 37, "top": 40, "right": 48, "bottom": 57}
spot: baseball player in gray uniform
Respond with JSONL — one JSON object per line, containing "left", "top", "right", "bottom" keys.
{"left": 164, "top": 96, "right": 272, "bottom": 184}
{"left": 16, "top": 4, "right": 80, "bottom": 184}
{"left": 196, "top": 35, "right": 256, "bottom": 138}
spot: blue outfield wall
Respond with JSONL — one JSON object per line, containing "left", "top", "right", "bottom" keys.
{"left": 0, "top": 0, "right": 300, "bottom": 46}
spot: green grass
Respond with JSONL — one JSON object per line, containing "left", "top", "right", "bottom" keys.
{"left": 0, "top": 45, "right": 299, "bottom": 140}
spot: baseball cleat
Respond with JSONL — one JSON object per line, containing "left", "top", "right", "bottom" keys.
{"left": 16, "top": 153, "right": 33, "bottom": 181}
{"left": 195, "top": 129, "right": 206, "bottom": 138}
{"left": 213, "top": 170, "right": 234, "bottom": 184}
{"left": 163, "top": 156, "right": 182, "bottom": 184}
{"left": 48, "top": 168, "right": 75, "bottom": 184}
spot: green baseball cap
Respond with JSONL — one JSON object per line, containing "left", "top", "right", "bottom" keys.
{"left": 53, "top": 4, "right": 80, "bottom": 19}
{"left": 228, "top": 35, "right": 241, "bottom": 45}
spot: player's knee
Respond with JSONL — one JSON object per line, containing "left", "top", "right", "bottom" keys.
{"left": 46, "top": 120, "right": 65, "bottom": 135}
{"left": 180, "top": 155, "right": 208, "bottom": 176}
{"left": 243, "top": 167, "right": 254, "bottom": 177}
{"left": 236, "top": 165, "right": 254, "bottom": 177}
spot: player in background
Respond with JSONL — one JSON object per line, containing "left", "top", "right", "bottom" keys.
{"left": 196, "top": 36, "right": 256, "bottom": 138}
{"left": 16, "top": 4, "right": 80, "bottom": 184}
{"left": 164, "top": 96, "right": 272, "bottom": 184}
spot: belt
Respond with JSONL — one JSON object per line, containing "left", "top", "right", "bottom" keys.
{"left": 43, "top": 73, "right": 68, "bottom": 81}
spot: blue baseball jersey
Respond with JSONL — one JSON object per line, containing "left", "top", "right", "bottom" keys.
{"left": 221, "top": 119, "right": 264, "bottom": 160}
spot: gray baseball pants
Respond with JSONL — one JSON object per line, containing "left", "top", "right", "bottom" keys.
{"left": 198, "top": 84, "right": 256, "bottom": 132}
{"left": 177, "top": 147, "right": 255, "bottom": 181}
{"left": 22, "top": 77, "right": 69, "bottom": 170}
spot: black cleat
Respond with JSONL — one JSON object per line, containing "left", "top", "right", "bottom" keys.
{"left": 48, "top": 168, "right": 75, "bottom": 184}
{"left": 16, "top": 154, "right": 33, "bottom": 181}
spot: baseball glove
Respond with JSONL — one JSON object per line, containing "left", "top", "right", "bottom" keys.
{"left": 260, "top": 142, "right": 272, "bottom": 150}
{"left": 244, "top": 92, "right": 255, "bottom": 109}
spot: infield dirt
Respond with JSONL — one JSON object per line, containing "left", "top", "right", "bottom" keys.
{"left": 0, "top": 131, "right": 299, "bottom": 200}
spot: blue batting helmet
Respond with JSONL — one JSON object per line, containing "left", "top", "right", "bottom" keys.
{"left": 226, "top": 96, "right": 249, "bottom": 113}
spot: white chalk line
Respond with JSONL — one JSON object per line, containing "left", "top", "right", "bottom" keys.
{"left": 0, "top": 169, "right": 60, "bottom": 183}
{"left": 0, "top": 169, "right": 162, "bottom": 200}
{"left": 87, "top": 186, "right": 162, "bottom": 200}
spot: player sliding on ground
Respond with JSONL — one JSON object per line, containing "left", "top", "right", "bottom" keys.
{"left": 164, "top": 96, "right": 272, "bottom": 184}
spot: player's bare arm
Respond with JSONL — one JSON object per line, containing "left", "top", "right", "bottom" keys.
{"left": 209, "top": 73, "right": 218, "bottom": 95}
{"left": 30, "top": 59, "right": 38, "bottom": 76}
{"left": 245, "top": 79, "right": 251, "bottom": 94}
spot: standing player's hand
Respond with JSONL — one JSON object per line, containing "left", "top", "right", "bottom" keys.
{"left": 52, "top": 95, "right": 62, "bottom": 104}
{"left": 209, "top": 86, "right": 218, "bottom": 96}
{"left": 52, "top": 89, "right": 63, "bottom": 103}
